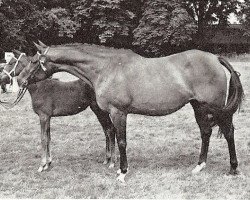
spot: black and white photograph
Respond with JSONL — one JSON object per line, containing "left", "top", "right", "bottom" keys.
{"left": 0, "top": 0, "right": 249, "bottom": 198}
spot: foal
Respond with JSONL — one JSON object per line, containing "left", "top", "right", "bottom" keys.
{"left": 0, "top": 51, "right": 116, "bottom": 171}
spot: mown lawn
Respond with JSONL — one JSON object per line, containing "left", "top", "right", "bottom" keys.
{"left": 0, "top": 62, "right": 249, "bottom": 199}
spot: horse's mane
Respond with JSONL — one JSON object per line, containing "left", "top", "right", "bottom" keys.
{"left": 51, "top": 43, "right": 137, "bottom": 58}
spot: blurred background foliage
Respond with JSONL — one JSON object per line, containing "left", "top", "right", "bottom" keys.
{"left": 0, "top": 0, "right": 248, "bottom": 56}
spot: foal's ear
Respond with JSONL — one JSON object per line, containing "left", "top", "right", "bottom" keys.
{"left": 13, "top": 49, "right": 22, "bottom": 58}
{"left": 38, "top": 40, "right": 47, "bottom": 48}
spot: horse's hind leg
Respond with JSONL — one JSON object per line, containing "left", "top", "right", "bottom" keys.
{"left": 38, "top": 113, "right": 52, "bottom": 172}
{"left": 217, "top": 115, "right": 239, "bottom": 175}
{"left": 90, "top": 103, "right": 116, "bottom": 168}
{"left": 191, "top": 101, "right": 213, "bottom": 174}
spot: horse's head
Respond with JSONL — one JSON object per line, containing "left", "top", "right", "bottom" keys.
{"left": 0, "top": 50, "right": 28, "bottom": 85}
{"left": 18, "top": 40, "right": 102, "bottom": 88}
{"left": 17, "top": 42, "right": 53, "bottom": 88}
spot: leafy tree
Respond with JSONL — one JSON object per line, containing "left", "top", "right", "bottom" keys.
{"left": 239, "top": 0, "right": 250, "bottom": 29}
{"left": 42, "top": 0, "right": 74, "bottom": 9}
{"left": 0, "top": 0, "right": 35, "bottom": 19}
{"left": 72, "top": 0, "right": 139, "bottom": 47}
{"left": 0, "top": 0, "right": 80, "bottom": 52}
{"left": 21, "top": 8, "right": 80, "bottom": 53}
{"left": 133, "top": 0, "right": 196, "bottom": 57}
{"left": 182, "top": 0, "right": 242, "bottom": 45}
{"left": 0, "top": 0, "right": 44, "bottom": 51}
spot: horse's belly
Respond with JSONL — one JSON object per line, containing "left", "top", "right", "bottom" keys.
{"left": 128, "top": 92, "right": 191, "bottom": 116}
{"left": 52, "top": 99, "right": 89, "bottom": 116}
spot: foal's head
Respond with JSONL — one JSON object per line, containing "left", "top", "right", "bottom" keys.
{"left": 17, "top": 49, "right": 52, "bottom": 88}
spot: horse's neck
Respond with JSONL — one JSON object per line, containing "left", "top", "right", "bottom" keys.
{"left": 27, "top": 83, "right": 38, "bottom": 93}
{"left": 52, "top": 60, "right": 106, "bottom": 87}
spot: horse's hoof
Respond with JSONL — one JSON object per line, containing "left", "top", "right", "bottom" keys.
{"left": 37, "top": 163, "right": 51, "bottom": 172}
{"left": 103, "top": 157, "right": 111, "bottom": 165}
{"left": 108, "top": 163, "right": 115, "bottom": 169}
{"left": 117, "top": 172, "right": 126, "bottom": 184}
{"left": 38, "top": 166, "right": 44, "bottom": 172}
{"left": 103, "top": 160, "right": 109, "bottom": 165}
{"left": 228, "top": 169, "right": 240, "bottom": 176}
{"left": 192, "top": 162, "right": 206, "bottom": 174}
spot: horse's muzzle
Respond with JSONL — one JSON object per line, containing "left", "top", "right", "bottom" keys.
{"left": 20, "top": 80, "right": 28, "bottom": 89}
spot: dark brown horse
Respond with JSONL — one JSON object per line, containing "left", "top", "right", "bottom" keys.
{"left": 17, "top": 42, "right": 244, "bottom": 182}
{"left": 0, "top": 51, "right": 116, "bottom": 171}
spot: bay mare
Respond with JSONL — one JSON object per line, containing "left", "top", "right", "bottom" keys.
{"left": 0, "top": 51, "right": 116, "bottom": 171}
{"left": 17, "top": 42, "right": 244, "bottom": 182}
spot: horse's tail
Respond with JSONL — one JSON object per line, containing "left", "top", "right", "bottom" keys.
{"left": 218, "top": 56, "right": 244, "bottom": 115}
{"left": 208, "top": 57, "right": 244, "bottom": 138}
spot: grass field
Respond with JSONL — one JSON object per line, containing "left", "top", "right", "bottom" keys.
{"left": 0, "top": 61, "right": 249, "bottom": 199}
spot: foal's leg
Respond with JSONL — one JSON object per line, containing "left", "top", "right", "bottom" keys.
{"left": 218, "top": 115, "right": 239, "bottom": 175}
{"left": 110, "top": 108, "right": 128, "bottom": 183}
{"left": 191, "top": 102, "right": 213, "bottom": 174}
{"left": 90, "top": 103, "right": 116, "bottom": 168}
{"left": 1, "top": 84, "right": 6, "bottom": 93}
{"left": 38, "top": 113, "right": 52, "bottom": 172}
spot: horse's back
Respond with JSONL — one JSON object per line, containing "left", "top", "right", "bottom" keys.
{"left": 139, "top": 50, "right": 227, "bottom": 106}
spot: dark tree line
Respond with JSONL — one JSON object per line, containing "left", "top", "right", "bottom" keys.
{"left": 0, "top": 0, "right": 247, "bottom": 57}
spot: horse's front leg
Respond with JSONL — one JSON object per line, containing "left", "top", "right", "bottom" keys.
{"left": 104, "top": 126, "right": 116, "bottom": 168}
{"left": 110, "top": 107, "right": 128, "bottom": 183}
{"left": 38, "top": 114, "right": 52, "bottom": 172}
{"left": 90, "top": 103, "right": 116, "bottom": 168}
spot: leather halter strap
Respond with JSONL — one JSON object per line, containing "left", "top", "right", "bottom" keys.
{"left": 36, "top": 47, "right": 50, "bottom": 71}
{"left": 3, "top": 53, "right": 26, "bottom": 80}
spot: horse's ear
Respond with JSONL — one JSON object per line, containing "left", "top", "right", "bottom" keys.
{"left": 33, "top": 42, "right": 44, "bottom": 52}
{"left": 33, "top": 42, "right": 39, "bottom": 48}
{"left": 38, "top": 40, "right": 47, "bottom": 48}
{"left": 13, "top": 49, "right": 22, "bottom": 58}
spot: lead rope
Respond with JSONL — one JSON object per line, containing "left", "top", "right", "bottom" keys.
{"left": 0, "top": 53, "right": 26, "bottom": 109}
{"left": 0, "top": 87, "right": 28, "bottom": 109}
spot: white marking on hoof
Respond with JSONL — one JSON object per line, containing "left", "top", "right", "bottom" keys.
{"left": 192, "top": 162, "right": 206, "bottom": 174}
{"left": 117, "top": 173, "right": 126, "bottom": 183}
{"left": 38, "top": 166, "right": 43, "bottom": 172}
{"left": 103, "top": 160, "right": 108, "bottom": 165}
{"left": 108, "top": 163, "right": 115, "bottom": 169}
{"left": 37, "top": 163, "right": 50, "bottom": 172}
{"left": 43, "top": 164, "right": 49, "bottom": 171}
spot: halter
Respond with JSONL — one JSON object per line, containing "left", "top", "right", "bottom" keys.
{"left": 21, "top": 47, "right": 50, "bottom": 84}
{"left": 37, "top": 47, "right": 50, "bottom": 71}
{"left": 3, "top": 53, "right": 26, "bottom": 80}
